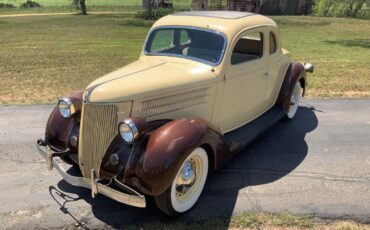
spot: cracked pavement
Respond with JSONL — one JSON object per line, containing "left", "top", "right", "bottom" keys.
{"left": 0, "top": 99, "right": 369, "bottom": 229}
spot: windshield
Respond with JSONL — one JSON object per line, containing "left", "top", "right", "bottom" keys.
{"left": 145, "top": 27, "right": 226, "bottom": 66}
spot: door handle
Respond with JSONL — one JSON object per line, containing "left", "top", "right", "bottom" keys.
{"left": 263, "top": 72, "right": 269, "bottom": 80}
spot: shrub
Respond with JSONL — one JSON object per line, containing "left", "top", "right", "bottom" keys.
{"left": 313, "top": 0, "right": 370, "bottom": 19}
{"left": 20, "top": 0, "right": 42, "bottom": 8}
{"left": 151, "top": 8, "right": 174, "bottom": 19}
{"left": 0, "top": 3, "right": 15, "bottom": 8}
{"left": 136, "top": 7, "right": 174, "bottom": 20}
{"left": 121, "top": 19, "right": 154, "bottom": 27}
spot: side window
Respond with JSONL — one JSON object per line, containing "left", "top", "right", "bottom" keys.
{"left": 269, "top": 32, "right": 277, "bottom": 54}
{"left": 149, "top": 29, "right": 174, "bottom": 52}
{"left": 180, "top": 30, "right": 190, "bottom": 45}
{"left": 231, "top": 32, "right": 263, "bottom": 65}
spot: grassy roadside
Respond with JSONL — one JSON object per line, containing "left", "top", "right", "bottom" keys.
{"left": 0, "top": 6, "right": 140, "bottom": 15}
{"left": 273, "top": 16, "right": 370, "bottom": 98}
{"left": 0, "top": 0, "right": 190, "bottom": 14}
{"left": 0, "top": 14, "right": 369, "bottom": 104}
{"left": 0, "top": 14, "right": 149, "bottom": 104}
{"left": 122, "top": 212, "right": 370, "bottom": 230}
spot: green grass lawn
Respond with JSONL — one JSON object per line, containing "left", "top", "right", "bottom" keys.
{"left": 0, "top": 0, "right": 191, "bottom": 14}
{"left": 2, "top": 0, "right": 142, "bottom": 6}
{"left": 102, "top": 211, "right": 370, "bottom": 229}
{"left": 0, "top": 14, "right": 369, "bottom": 104}
{"left": 273, "top": 16, "right": 370, "bottom": 98}
{"left": 0, "top": 6, "right": 138, "bottom": 15}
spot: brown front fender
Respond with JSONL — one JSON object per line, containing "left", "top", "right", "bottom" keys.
{"left": 118, "top": 118, "right": 233, "bottom": 196}
{"left": 45, "top": 91, "right": 83, "bottom": 150}
{"left": 134, "top": 117, "right": 209, "bottom": 196}
{"left": 101, "top": 117, "right": 232, "bottom": 196}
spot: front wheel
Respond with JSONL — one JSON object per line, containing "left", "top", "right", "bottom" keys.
{"left": 286, "top": 82, "right": 302, "bottom": 120}
{"left": 155, "top": 147, "right": 209, "bottom": 216}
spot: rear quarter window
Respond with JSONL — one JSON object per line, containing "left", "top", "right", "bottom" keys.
{"left": 269, "top": 32, "right": 277, "bottom": 54}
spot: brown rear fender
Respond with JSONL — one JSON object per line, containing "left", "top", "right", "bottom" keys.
{"left": 45, "top": 91, "right": 83, "bottom": 151}
{"left": 275, "top": 62, "right": 307, "bottom": 111}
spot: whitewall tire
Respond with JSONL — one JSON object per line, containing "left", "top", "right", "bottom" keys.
{"left": 155, "top": 147, "right": 209, "bottom": 216}
{"left": 286, "top": 82, "right": 302, "bottom": 120}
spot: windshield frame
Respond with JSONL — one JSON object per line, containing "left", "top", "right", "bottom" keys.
{"left": 144, "top": 25, "right": 228, "bottom": 67}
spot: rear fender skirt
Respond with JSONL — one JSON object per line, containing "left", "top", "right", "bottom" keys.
{"left": 275, "top": 63, "right": 307, "bottom": 111}
{"left": 45, "top": 91, "right": 83, "bottom": 151}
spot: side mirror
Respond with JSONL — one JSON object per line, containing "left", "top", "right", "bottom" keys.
{"left": 304, "top": 63, "right": 314, "bottom": 73}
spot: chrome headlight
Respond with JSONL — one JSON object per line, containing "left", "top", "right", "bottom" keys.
{"left": 118, "top": 119, "right": 140, "bottom": 144}
{"left": 58, "top": 97, "right": 75, "bottom": 118}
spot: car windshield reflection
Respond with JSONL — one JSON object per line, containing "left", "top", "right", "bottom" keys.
{"left": 144, "top": 27, "right": 226, "bottom": 66}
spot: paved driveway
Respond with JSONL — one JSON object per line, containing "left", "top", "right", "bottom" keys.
{"left": 0, "top": 99, "right": 369, "bottom": 229}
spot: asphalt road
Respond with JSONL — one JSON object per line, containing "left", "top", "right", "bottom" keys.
{"left": 0, "top": 99, "right": 369, "bottom": 229}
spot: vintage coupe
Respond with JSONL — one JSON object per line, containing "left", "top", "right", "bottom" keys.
{"left": 37, "top": 11, "right": 313, "bottom": 215}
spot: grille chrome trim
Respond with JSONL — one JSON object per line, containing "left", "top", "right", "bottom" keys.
{"left": 79, "top": 103, "right": 118, "bottom": 178}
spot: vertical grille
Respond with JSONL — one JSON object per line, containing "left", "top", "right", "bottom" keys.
{"left": 79, "top": 103, "right": 118, "bottom": 178}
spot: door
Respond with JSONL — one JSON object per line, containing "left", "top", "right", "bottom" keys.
{"left": 266, "top": 29, "right": 290, "bottom": 105}
{"left": 221, "top": 27, "right": 269, "bottom": 132}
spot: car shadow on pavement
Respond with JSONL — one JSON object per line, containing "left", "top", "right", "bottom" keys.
{"left": 55, "top": 105, "right": 318, "bottom": 229}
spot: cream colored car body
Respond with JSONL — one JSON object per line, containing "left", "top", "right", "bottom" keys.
{"left": 37, "top": 11, "right": 308, "bottom": 214}
{"left": 85, "top": 12, "right": 291, "bottom": 134}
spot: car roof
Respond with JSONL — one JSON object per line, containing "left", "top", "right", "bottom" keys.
{"left": 174, "top": 11, "right": 256, "bottom": 19}
{"left": 152, "top": 11, "right": 277, "bottom": 40}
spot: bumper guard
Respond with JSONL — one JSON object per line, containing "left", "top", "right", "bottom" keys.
{"left": 36, "top": 143, "right": 146, "bottom": 208}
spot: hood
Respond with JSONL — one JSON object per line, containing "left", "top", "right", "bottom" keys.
{"left": 86, "top": 57, "right": 217, "bottom": 103}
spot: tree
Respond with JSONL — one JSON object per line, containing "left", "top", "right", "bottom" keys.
{"left": 73, "top": 0, "right": 87, "bottom": 15}
{"left": 142, "top": 0, "right": 152, "bottom": 19}
{"left": 255, "top": 0, "right": 268, "bottom": 13}
{"left": 79, "top": 0, "right": 87, "bottom": 15}
{"left": 313, "top": 0, "right": 370, "bottom": 18}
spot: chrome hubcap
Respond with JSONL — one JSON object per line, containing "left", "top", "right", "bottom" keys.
{"left": 170, "top": 148, "right": 208, "bottom": 212}
{"left": 175, "top": 159, "right": 197, "bottom": 197}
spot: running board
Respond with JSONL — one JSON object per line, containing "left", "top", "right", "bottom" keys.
{"left": 225, "top": 106, "right": 286, "bottom": 149}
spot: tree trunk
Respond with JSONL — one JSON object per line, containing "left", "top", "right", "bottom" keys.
{"left": 323, "top": 0, "right": 332, "bottom": 16}
{"left": 80, "top": 0, "right": 87, "bottom": 15}
{"left": 351, "top": 0, "right": 366, "bottom": 17}
{"left": 255, "top": 0, "right": 267, "bottom": 13}
{"left": 142, "top": 0, "right": 152, "bottom": 19}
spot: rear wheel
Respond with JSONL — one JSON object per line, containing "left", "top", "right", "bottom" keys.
{"left": 155, "top": 147, "right": 208, "bottom": 216}
{"left": 286, "top": 82, "right": 302, "bottom": 120}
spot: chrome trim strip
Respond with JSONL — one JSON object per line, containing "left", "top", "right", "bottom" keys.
{"left": 144, "top": 25, "right": 228, "bottom": 67}
{"left": 36, "top": 144, "right": 146, "bottom": 208}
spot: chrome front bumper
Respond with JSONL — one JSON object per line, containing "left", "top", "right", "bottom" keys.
{"left": 36, "top": 144, "right": 146, "bottom": 208}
